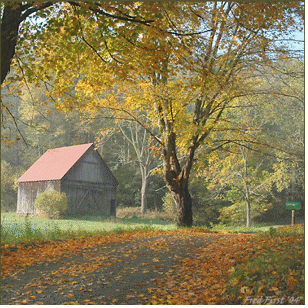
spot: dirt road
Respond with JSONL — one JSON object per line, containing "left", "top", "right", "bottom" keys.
{"left": 1, "top": 232, "right": 225, "bottom": 305}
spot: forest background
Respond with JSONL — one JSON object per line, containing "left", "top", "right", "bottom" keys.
{"left": 1, "top": 1, "right": 304, "bottom": 228}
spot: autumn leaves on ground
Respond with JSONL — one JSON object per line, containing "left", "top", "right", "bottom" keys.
{"left": 1, "top": 225, "right": 304, "bottom": 305}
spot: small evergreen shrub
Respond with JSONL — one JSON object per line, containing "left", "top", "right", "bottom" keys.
{"left": 34, "top": 189, "right": 68, "bottom": 219}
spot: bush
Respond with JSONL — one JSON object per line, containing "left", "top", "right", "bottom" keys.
{"left": 116, "top": 207, "right": 142, "bottom": 218}
{"left": 116, "top": 206, "right": 175, "bottom": 222}
{"left": 162, "top": 192, "right": 177, "bottom": 220}
{"left": 34, "top": 189, "right": 68, "bottom": 219}
{"left": 218, "top": 200, "right": 272, "bottom": 226}
{"left": 1, "top": 160, "right": 18, "bottom": 212}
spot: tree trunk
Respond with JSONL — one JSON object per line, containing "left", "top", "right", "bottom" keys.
{"left": 163, "top": 132, "right": 196, "bottom": 227}
{"left": 241, "top": 147, "right": 251, "bottom": 228}
{"left": 140, "top": 170, "right": 148, "bottom": 214}
{"left": 172, "top": 186, "right": 193, "bottom": 227}
{"left": 245, "top": 196, "right": 251, "bottom": 228}
{"left": 1, "top": 4, "right": 23, "bottom": 84}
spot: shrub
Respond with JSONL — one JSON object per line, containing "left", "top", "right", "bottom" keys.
{"left": 34, "top": 189, "right": 68, "bottom": 219}
{"left": 218, "top": 200, "right": 272, "bottom": 226}
{"left": 116, "top": 207, "right": 141, "bottom": 219}
{"left": 116, "top": 206, "right": 175, "bottom": 222}
{"left": 162, "top": 192, "right": 177, "bottom": 219}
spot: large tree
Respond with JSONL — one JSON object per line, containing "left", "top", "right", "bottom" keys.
{"left": 4, "top": 2, "right": 304, "bottom": 226}
{"left": 0, "top": 1, "right": 158, "bottom": 85}
{"left": 1, "top": 1, "right": 158, "bottom": 146}
{"left": 1, "top": 2, "right": 55, "bottom": 85}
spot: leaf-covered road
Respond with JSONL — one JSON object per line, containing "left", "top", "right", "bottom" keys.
{"left": 1, "top": 230, "right": 230, "bottom": 305}
{"left": 1, "top": 225, "right": 304, "bottom": 305}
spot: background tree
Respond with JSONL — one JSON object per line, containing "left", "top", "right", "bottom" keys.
{"left": 259, "top": 58, "right": 304, "bottom": 200}
{"left": 118, "top": 121, "right": 160, "bottom": 213}
{"left": 1, "top": 160, "right": 23, "bottom": 212}
{"left": 205, "top": 144, "right": 273, "bottom": 227}
{"left": 254, "top": 58, "right": 304, "bottom": 224}
{"left": 202, "top": 57, "right": 304, "bottom": 226}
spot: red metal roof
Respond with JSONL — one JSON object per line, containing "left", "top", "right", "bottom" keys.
{"left": 17, "top": 143, "right": 94, "bottom": 182}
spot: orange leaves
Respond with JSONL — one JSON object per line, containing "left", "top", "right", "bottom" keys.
{"left": 0, "top": 230, "right": 156, "bottom": 278}
{"left": 1, "top": 228, "right": 213, "bottom": 279}
{"left": 151, "top": 233, "right": 255, "bottom": 305}
{"left": 82, "top": 299, "right": 98, "bottom": 305}
{"left": 137, "top": 282, "right": 146, "bottom": 287}
{"left": 3, "top": 227, "right": 304, "bottom": 305}
{"left": 287, "top": 275, "right": 299, "bottom": 291}
{"left": 220, "top": 225, "right": 305, "bottom": 304}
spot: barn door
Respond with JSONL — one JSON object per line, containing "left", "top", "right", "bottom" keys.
{"left": 72, "top": 187, "right": 109, "bottom": 215}
{"left": 110, "top": 199, "right": 116, "bottom": 216}
{"left": 89, "top": 189, "right": 104, "bottom": 214}
{"left": 75, "top": 189, "right": 90, "bottom": 212}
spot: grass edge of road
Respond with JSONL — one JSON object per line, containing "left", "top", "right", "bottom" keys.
{"left": 221, "top": 224, "right": 304, "bottom": 305}
{"left": 149, "top": 224, "right": 304, "bottom": 305}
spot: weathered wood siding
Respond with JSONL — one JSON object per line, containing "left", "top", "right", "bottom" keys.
{"left": 61, "top": 149, "right": 117, "bottom": 215}
{"left": 64, "top": 150, "right": 116, "bottom": 185}
{"left": 60, "top": 182, "right": 116, "bottom": 215}
{"left": 16, "top": 181, "right": 61, "bottom": 214}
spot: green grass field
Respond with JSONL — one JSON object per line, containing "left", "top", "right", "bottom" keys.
{"left": 0, "top": 212, "right": 176, "bottom": 246}
{"left": 1, "top": 211, "right": 292, "bottom": 246}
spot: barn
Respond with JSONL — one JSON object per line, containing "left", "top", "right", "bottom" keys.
{"left": 16, "top": 143, "right": 118, "bottom": 216}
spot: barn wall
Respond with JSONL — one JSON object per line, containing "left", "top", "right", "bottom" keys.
{"left": 16, "top": 181, "right": 61, "bottom": 214}
{"left": 64, "top": 149, "right": 117, "bottom": 185}
{"left": 62, "top": 148, "right": 117, "bottom": 216}
{"left": 61, "top": 180, "right": 116, "bottom": 216}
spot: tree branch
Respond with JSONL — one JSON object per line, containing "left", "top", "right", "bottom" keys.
{"left": 69, "top": 1, "right": 155, "bottom": 25}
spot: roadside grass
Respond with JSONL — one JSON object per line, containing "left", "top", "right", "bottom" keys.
{"left": 221, "top": 224, "right": 305, "bottom": 304}
{"left": 0, "top": 212, "right": 176, "bottom": 246}
{"left": 210, "top": 222, "right": 287, "bottom": 233}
